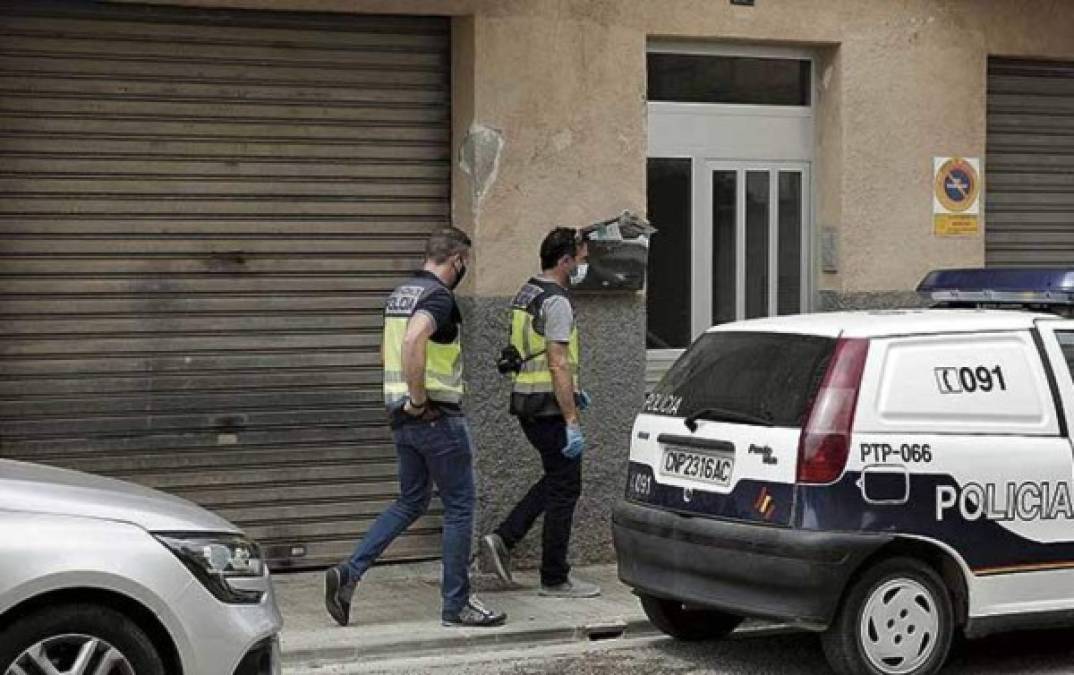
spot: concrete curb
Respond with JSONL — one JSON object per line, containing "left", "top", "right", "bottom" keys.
{"left": 283, "top": 617, "right": 658, "bottom": 667}
{"left": 277, "top": 564, "right": 794, "bottom": 671}
{"left": 283, "top": 618, "right": 795, "bottom": 669}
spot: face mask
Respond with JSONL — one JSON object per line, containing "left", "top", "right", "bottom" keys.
{"left": 450, "top": 258, "right": 467, "bottom": 290}
{"left": 569, "top": 262, "right": 589, "bottom": 286}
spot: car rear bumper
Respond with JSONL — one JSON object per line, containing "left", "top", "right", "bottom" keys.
{"left": 612, "top": 500, "right": 891, "bottom": 630}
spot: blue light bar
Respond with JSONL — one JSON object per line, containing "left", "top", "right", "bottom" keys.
{"left": 917, "top": 268, "right": 1074, "bottom": 305}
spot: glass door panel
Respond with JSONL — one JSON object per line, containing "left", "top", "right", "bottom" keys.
{"left": 711, "top": 170, "right": 737, "bottom": 326}
{"left": 777, "top": 171, "right": 803, "bottom": 315}
{"left": 645, "top": 158, "right": 693, "bottom": 349}
{"left": 745, "top": 171, "right": 771, "bottom": 319}
{"left": 706, "top": 163, "right": 808, "bottom": 325}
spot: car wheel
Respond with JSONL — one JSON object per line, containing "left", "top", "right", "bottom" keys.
{"left": 638, "top": 593, "right": 743, "bottom": 641}
{"left": 0, "top": 603, "right": 165, "bottom": 675}
{"left": 822, "top": 557, "right": 954, "bottom": 675}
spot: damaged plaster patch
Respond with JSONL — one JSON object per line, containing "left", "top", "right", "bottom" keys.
{"left": 459, "top": 123, "right": 504, "bottom": 210}
{"left": 822, "top": 64, "right": 834, "bottom": 90}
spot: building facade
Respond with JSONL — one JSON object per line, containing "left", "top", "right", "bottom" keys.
{"left": 0, "top": 0, "right": 1071, "bottom": 569}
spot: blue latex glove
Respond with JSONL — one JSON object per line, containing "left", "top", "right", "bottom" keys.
{"left": 562, "top": 423, "right": 586, "bottom": 460}
{"left": 574, "top": 390, "right": 592, "bottom": 411}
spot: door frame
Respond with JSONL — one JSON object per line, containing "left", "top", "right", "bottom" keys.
{"left": 646, "top": 42, "right": 817, "bottom": 354}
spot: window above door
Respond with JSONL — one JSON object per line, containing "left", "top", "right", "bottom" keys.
{"left": 647, "top": 53, "right": 812, "bottom": 106}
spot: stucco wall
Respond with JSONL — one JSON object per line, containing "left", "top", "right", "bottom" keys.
{"left": 116, "top": 0, "right": 1074, "bottom": 569}
{"left": 463, "top": 8, "right": 647, "bottom": 296}
{"left": 128, "top": 0, "right": 1074, "bottom": 297}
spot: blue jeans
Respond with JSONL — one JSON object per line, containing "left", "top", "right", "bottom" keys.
{"left": 346, "top": 414, "right": 475, "bottom": 619}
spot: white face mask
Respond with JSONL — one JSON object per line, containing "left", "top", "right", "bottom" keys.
{"left": 569, "top": 262, "right": 589, "bottom": 286}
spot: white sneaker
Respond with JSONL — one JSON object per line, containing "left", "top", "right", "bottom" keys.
{"left": 481, "top": 533, "right": 513, "bottom": 583}
{"left": 539, "top": 577, "right": 601, "bottom": 598}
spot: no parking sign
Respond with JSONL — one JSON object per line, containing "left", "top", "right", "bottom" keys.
{"left": 933, "top": 156, "right": 981, "bottom": 236}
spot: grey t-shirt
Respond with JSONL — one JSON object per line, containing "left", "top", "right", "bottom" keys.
{"left": 534, "top": 278, "right": 574, "bottom": 343}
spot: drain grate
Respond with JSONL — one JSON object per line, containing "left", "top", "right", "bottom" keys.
{"left": 585, "top": 622, "right": 627, "bottom": 641}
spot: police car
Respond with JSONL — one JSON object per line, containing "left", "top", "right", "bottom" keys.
{"left": 614, "top": 269, "right": 1074, "bottom": 675}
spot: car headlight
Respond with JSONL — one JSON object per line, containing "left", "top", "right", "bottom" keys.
{"left": 155, "top": 533, "right": 265, "bottom": 604}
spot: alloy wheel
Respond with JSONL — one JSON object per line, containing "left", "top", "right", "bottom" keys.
{"left": 859, "top": 578, "right": 941, "bottom": 674}
{"left": 5, "top": 634, "right": 136, "bottom": 675}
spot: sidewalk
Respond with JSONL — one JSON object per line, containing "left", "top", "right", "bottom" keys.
{"left": 277, "top": 562, "right": 653, "bottom": 672}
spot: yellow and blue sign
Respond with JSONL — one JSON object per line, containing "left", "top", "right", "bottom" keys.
{"left": 933, "top": 156, "right": 981, "bottom": 236}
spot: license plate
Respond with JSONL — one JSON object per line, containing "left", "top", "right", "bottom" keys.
{"left": 659, "top": 446, "right": 734, "bottom": 486}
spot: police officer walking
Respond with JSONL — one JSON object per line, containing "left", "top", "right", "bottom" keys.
{"left": 481, "top": 227, "right": 601, "bottom": 598}
{"left": 324, "top": 227, "right": 506, "bottom": 628}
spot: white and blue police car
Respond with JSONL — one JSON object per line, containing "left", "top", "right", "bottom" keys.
{"left": 614, "top": 268, "right": 1074, "bottom": 675}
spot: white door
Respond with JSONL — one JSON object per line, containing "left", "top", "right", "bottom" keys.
{"left": 645, "top": 45, "right": 816, "bottom": 386}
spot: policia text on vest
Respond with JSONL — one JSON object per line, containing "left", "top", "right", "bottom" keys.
{"left": 383, "top": 271, "right": 464, "bottom": 418}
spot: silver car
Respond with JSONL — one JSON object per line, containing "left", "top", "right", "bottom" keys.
{"left": 0, "top": 459, "right": 282, "bottom": 675}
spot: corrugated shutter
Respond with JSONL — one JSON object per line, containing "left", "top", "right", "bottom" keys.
{"left": 0, "top": 1, "right": 450, "bottom": 568}
{"left": 986, "top": 57, "right": 1074, "bottom": 266}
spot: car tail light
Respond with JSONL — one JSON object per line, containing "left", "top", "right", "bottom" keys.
{"left": 796, "top": 338, "right": 869, "bottom": 484}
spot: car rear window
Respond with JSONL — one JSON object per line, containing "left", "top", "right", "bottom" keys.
{"left": 651, "top": 331, "right": 835, "bottom": 428}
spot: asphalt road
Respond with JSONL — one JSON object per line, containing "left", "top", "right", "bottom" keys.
{"left": 341, "top": 627, "right": 1074, "bottom": 674}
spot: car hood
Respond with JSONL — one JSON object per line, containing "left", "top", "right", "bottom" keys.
{"left": 0, "top": 459, "right": 238, "bottom": 533}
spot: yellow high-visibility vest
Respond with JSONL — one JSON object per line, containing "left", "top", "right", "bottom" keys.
{"left": 508, "top": 277, "right": 579, "bottom": 418}
{"left": 382, "top": 274, "right": 463, "bottom": 407}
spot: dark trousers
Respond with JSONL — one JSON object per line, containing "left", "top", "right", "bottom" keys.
{"left": 494, "top": 416, "right": 582, "bottom": 586}
{"left": 346, "top": 415, "right": 475, "bottom": 620}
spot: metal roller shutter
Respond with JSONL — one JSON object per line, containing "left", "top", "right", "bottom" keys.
{"left": 986, "top": 57, "right": 1074, "bottom": 267}
{"left": 0, "top": 1, "right": 450, "bottom": 568}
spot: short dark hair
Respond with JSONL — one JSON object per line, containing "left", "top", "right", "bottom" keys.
{"left": 540, "top": 227, "right": 579, "bottom": 270}
{"left": 425, "top": 227, "right": 472, "bottom": 263}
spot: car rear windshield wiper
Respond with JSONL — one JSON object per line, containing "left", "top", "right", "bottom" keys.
{"left": 684, "top": 406, "right": 774, "bottom": 432}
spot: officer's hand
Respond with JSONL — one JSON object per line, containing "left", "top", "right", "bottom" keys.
{"left": 562, "top": 424, "right": 585, "bottom": 460}
{"left": 574, "top": 390, "right": 592, "bottom": 412}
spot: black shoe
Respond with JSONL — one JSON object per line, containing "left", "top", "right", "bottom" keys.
{"left": 442, "top": 597, "right": 507, "bottom": 627}
{"left": 324, "top": 564, "right": 356, "bottom": 626}
{"left": 481, "top": 533, "right": 513, "bottom": 583}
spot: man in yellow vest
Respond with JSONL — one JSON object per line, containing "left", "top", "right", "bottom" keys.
{"left": 325, "top": 227, "right": 506, "bottom": 628}
{"left": 481, "top": 227, "right": 601, "bottom": 598}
